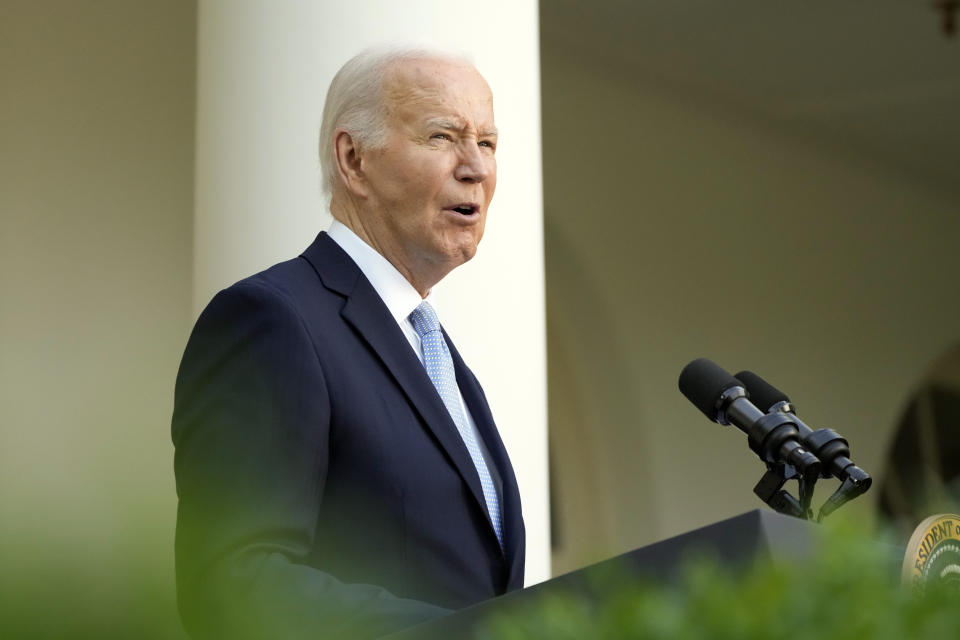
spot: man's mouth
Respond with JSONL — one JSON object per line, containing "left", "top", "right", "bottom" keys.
{"left": 445, "top": 203, "right": 479, "bottom": 216}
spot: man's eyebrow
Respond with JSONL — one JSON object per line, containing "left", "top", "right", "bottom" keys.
{"left": 424, "top": 118, "right": 498, "bottom": 137}
{"left": 424, "top": 118, "right": 464, "bottom": 130}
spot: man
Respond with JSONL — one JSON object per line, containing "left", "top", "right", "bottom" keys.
{"left": 172, "top": 47, "right": 525, "bottom": 639}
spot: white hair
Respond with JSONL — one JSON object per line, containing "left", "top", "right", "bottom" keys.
{"left": 318, "top": 45, "right": 473, "bottom": 196}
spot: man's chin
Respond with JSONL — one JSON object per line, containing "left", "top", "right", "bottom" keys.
{"left": 441, "top": 229, "right": 482, "bottom": 263}
{"left": 425, "top": 245, "right": 479, "bottom": 285}
{"left": 453, "top": 239, "right": 480, "bottom": 265}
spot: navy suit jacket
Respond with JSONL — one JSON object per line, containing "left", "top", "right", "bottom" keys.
{"left": 172, "top": 232, "right": 525, "bottom": 639}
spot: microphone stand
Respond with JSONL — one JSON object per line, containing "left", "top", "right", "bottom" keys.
{"left": 816, "top": 464, "right": 872, "bottom": 522}
{"left": 753, "top": 462, "right": 816, "bottom": 520}
{"left": 727, "top": 399, "right": 820, "bottom": 521}
{"left": 731, "top": 371, "right": 873, "bottom": 521}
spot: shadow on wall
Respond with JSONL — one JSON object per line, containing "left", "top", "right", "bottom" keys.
{"left": 878, "top": 343, "right": 960, "bottom": 538}
{"left": 545, "top": 214, "right": 659, "bottom": 576}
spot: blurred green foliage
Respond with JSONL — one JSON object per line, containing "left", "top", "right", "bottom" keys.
{"left": 0, "top": 544, "right": 185, "bottom": 639}
{"left": 3, "top": 515, "right": 958, "bottom": 638}
{"left": 482, "top": 517, "right": 960, "bottom": 640}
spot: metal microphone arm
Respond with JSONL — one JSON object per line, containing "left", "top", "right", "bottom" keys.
{"left": 734, "top": 371, "right": 873, "bottom": 521}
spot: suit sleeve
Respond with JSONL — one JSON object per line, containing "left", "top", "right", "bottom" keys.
{"left": 171, "top": 281, "right": 449, "bottom": 639}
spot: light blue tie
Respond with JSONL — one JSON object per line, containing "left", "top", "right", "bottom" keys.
{"left": 409, "top": 301, "right": 504, "bottom": 549}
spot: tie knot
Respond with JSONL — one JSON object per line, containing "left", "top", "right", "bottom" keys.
{"left": 409, "top": 301, "right": 441, "bottom": 337}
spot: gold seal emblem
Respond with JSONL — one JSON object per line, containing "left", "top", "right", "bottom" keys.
{"left": 902, "top": 514, "right": 960, "bottom": 589}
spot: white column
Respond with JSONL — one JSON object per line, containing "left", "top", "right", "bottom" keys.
{"left": 194, "top": 0, "right": 549, "bottom": 585}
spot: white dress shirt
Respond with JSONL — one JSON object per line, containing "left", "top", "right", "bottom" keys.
{"left": 326, "top": 220, "right": 501, "bottom": 498}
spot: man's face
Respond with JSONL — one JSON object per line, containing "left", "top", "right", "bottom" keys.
{"left": 358, "top": 58, "right": 497, "bottom": 289}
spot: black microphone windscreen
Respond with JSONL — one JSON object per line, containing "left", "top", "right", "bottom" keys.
{"left": 679, "top": 358, "right": 742, "bottom": 421}
{"left": 734, "top": 370, "right": 790, "bottom": 411}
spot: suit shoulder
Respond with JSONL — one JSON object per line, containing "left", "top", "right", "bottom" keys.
{"left": 173, "top": 258, "right": 332, "bottom": 435}
{"left": 232, "top": 256, "right": 323, "bottom": 306}
{"left": 181, "top": 258, "right": 325, "bottom": 373}
{"left": 203, "top": 253, "right": 344, "bottom": 323}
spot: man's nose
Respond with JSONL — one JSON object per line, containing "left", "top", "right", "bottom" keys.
{"left": 454, "top": 143, "right": 492, "bottom": 183}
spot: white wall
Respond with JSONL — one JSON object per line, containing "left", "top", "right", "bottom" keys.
{"left": 194, "top": 0, "right": 550, "bottom": 585}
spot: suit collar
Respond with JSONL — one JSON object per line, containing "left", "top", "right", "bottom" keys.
{"left": 301, "top": 231, "right": 360, "bottom": 296}
{"left": 326, "top": 220, "right": 425, "bottom": 327}
{"left": 301, "top": 232, "right": 507, "bottom": 559}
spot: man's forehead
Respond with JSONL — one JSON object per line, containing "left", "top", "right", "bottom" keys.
{"left": 383, "top": 58, "right": 494, "bottom": 123}
{"left": 385, "top": 56, "right": 483, "bottom": 87}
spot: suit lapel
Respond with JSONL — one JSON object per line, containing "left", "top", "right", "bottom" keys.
{"left": 301, "top": 233, "right": 492, "bottom": 533}
{"left": 446, "top": 333, "right": 526, "bottom": 584}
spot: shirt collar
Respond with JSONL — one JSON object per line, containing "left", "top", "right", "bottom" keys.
{"left": 327, "top": 219, "right": 431, "bottom": 325}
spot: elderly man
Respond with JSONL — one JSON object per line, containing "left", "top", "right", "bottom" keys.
{"left": 172, "top": 48, "right": 525, "bottom": 639}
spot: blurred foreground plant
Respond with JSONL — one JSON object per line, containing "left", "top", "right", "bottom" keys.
{"left": 482, "top": 516, "right": 959, "bottom": 640}
{"left": 3, "top": 515, "right": 957, "bottom": 639}
{"left": 0, "top": 543, "right": 185, "bottom": 639}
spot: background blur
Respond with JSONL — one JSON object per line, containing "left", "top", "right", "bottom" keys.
{"left": 2, "top": 0, "right": 959, "bottom": 634}
{"left": 541, "top": 0, "right": 960, "bottom": 574}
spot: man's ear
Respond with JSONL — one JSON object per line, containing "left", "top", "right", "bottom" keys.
{"left": 334, "top": 130, "right": 369, "bottom": 197}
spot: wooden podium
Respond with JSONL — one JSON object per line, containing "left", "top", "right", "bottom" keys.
{"left": 387, "top": 510, "right": 819, "bottom": 639}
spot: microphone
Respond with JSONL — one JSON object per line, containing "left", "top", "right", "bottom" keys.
{"left": 734, "top": 370, "right": 872, "bottom": 520}
{"left": 678, "top": 358, "right": 821, "bottom": 482}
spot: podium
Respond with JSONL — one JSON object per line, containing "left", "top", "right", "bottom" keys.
{"left": 387, "top": 510, "right": 819, "bottom": 639}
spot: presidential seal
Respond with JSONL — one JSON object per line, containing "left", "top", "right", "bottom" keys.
{"left": 902, "top": 514, "right": 960, "bottom": 590}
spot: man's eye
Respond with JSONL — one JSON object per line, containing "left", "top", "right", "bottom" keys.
{"left": 431, "top": 133, "right": 452, "bottom": 141}
{"left": 479, "top": 140, "right": 496, "bottom": 150}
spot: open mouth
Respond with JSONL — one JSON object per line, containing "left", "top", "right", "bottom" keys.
{"left": 447, "top": 203, "right": 479, "bottom": 216}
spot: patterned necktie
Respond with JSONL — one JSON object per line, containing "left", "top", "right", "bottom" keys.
{"left": 409, "top": 301, "right": 504, "bottom": 548}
